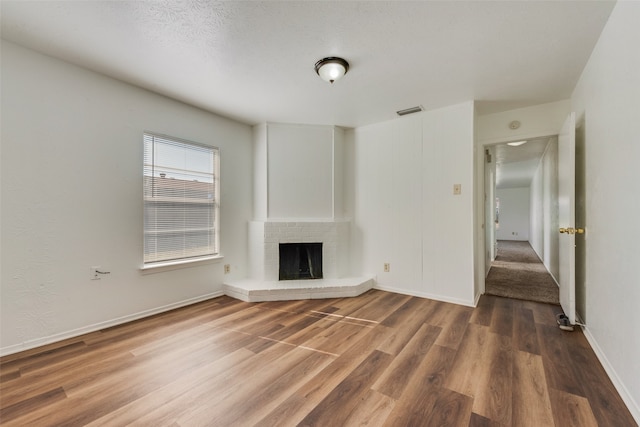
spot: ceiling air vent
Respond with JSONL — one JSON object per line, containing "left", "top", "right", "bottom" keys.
{"left": 396, "top": 105, "right": 424, "bottom": 116}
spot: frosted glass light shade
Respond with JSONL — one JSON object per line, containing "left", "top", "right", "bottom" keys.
{"left": 507, "top": 140, "right": 528, "bottom": 146}
{"left": 314, "top": 57, "right": 349, "bottom": 84}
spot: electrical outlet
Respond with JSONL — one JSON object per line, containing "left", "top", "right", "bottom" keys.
{"left": 224, "top": 264, "right": 231, "bottom": 274}
{"left": 384, "top": 263, "right": 390, "bottom": 272}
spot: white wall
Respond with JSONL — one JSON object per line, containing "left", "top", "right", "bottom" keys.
{"left": 476, "top": 100, "right": 571, "bottom": 145}
{"left": 253, "top": 123, "right": 343, "bottom": 220}
{"left": 252, "top": 124, "right": 268, "bottom": 221}
{"left": 495, "top": 187, "right": 530, "bottom": 241}
{"left": 347, "top": 102, "right": 475, "bottom": 306}
{"left": 423, "top": 103, "right": 476, "bottom": 305}
{"left": 529, "top": 137, "right": 559, "bottom": 281}
{"left": 266, "top": 124, "right": 334, "bottom": 219}
{"left": 570, "top": 2, "right": 640, "bottom": 420}
{"left": 0, "top": 41, "right": 253, "bottom": 355}
{"left": 333, "top": 127, "right": 346, "bottom": 218}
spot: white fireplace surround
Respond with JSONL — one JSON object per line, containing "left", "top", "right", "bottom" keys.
{"left": 223, "top": 219, "right": 373, "bottom": 302}
{"left": 251, "top": 219, "right": 349, "bottom": 281}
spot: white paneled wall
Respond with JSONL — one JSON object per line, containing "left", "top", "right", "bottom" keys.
{"left": 347, "top": 102, "right": 475, "bottom": 306}
{"left": 393, "top": 116, "right": 423, "bottom": 292}
{"left": 422, "top": 103, "right": 475, "bottom": 305}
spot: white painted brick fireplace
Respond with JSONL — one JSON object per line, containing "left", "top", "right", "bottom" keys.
{"left": 253, "top": 219, "right": 350, "bottom": 281}
{"left": 223, "top": 123, "right": 373, "bottom": 302}
{"left": 223, "top": 218, "right": 372, "bottom": 302}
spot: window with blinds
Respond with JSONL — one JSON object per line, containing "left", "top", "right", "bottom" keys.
{"left": 143, "top": 133, "right": 219, "bottom": 265}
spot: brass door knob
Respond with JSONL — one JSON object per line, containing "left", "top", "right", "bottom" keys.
{"left": 559, "top": 227, "right": 585, "bottom": 235}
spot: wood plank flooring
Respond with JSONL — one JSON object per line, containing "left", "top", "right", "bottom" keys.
{"left": 1, "top": 290, "right": 636, "bottom": 426}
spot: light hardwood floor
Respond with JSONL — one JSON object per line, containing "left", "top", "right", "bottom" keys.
{"left": 0, "top": 290, "right": 636, "bottom": 426}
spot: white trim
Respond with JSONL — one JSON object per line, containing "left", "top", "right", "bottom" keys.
{"left": 478, "top": 132, "right": 557, "bottom": 147}
{"left": 581, "top": 325, "right": 640, "bottom": 425}
{"left": 473, "top": 291, "right": 482, "bottom": 307}
{"left": 141, "top": 255, "right": 224, "bottom": 274}
{"left": 0, "top": 291, "right": 224, "bottom": 357}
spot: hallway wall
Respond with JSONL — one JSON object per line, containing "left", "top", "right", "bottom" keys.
{"left": 495, "top": 187, "right": 530, "bottom": 241}
{"left": 529, "top": 137, "right": 559, "bottom": 282}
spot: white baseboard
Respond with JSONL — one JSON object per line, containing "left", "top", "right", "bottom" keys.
{"left": 581, "top": 325, "right": 640, "bottom": 425}
{"left": 1, "top": 291, "right": 224, "bottom": 357}
{"left": 474, "top": 291, "right": 482, "bottom": 307}
{"left": 373, "top": 284, "right": 476, "bottom": 307}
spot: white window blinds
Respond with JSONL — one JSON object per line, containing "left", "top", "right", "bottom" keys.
{"left": 143, "top": 133, "right": 219, "bottom": 265}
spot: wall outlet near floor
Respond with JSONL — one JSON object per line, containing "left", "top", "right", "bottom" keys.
{"left": 384, "top": 263, "right": 390, "bottom": 272}
{"left": 224, "top": 264, "right": 231, "bottom": 274}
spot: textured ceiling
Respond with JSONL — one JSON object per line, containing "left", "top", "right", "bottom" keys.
{"left": 1, "top": 1, "right": 615, "bottom": 127}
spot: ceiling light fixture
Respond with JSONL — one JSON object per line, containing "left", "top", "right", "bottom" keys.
{"left": 507, "top": 140, "right": 528, "bottom": 147}
{"left": 314, "top": 57, "right": 349, "bottom": 84}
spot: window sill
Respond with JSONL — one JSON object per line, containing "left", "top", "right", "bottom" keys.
{"left": 140, "top": 255, "right": 224, "bottom": 274}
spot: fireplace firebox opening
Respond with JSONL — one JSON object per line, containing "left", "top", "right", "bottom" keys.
{"left": 279, "top": 243, "right": 323, "bottom": 280}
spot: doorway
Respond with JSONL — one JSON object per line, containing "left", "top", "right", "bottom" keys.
{"left": 484, "top": 136, "right": 561, "bottom": 304}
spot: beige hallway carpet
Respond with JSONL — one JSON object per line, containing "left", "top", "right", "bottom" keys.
{"left": 485, "top": 240, "right": 560, "bottom": 305}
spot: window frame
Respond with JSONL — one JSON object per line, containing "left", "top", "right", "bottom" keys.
{"left": 141, "top": 132, "right": 221, "bottom": 270}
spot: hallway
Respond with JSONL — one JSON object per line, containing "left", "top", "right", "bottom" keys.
{"left": 485, "top": 240, "right": 560, "bottom": 305}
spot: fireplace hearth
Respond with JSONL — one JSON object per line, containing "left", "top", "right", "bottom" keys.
{"left": 224, "top": 219, "right": 374, "bottom": 301}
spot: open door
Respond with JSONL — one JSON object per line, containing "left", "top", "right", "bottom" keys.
{"left": 558, "top": 112, "right": 580, "bottom": 325}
